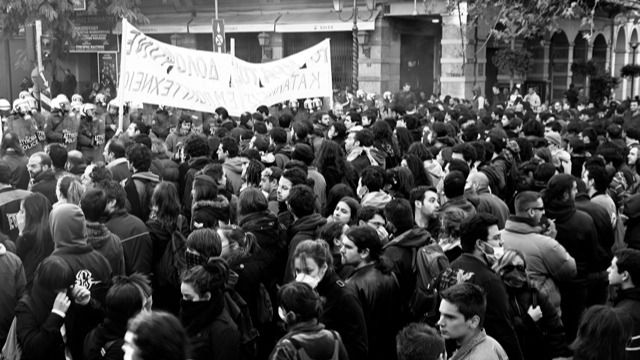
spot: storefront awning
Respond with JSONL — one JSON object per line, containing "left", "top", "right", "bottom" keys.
{"left": 275, "top": 9, "right": 379, "bottom": 33}
{"left": 114, "top": 12, "right": 280, "bottom": 34}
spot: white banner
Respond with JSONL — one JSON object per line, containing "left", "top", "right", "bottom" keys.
{"left": 117, "top": 19, "right": 332, "bottom": 116}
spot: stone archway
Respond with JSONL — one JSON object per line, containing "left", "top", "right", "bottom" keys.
{"left": 549, "top": 31, "right": 570, "bottom": 101}
{"left": 572, "top": 33, "right": 589, "bottom": 89}
{"left": 614, "top": 27, "right": 627, "bottom": 100}
{"left": 592, "top": 34, "right": 607, "bottom": 70}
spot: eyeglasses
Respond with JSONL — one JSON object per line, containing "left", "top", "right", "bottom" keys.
{"left": 503, "top": 264, "right": 526, "bottom": 273}
{"left": 528, "top": 207, "right": 545, "bottom": 212}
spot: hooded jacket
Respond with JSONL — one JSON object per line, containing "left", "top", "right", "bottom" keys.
{"left": 544, "top": 198, "right": 600, "bottom": 278}
{"left": 191, "top": 196, "right": 230, "bottom": 229}
{"left": 49, "top": 203, "right": 113, "bottom": 360}
{"left": 466, "top": 189, "right": 510, "bottom": 229}
{"left": 382, "top": 227, "right": 432, "bottom": 308}
{"left": 284, "top": 213, "right": 327, "bottom": 282}
{"left": 502, "top": 216, "right": 576, "bottom": 311}
{"left": 360, "top": 191, "right": 393, "bottom": 209}
{"left": 223, "top": 157, "right": 246, "bottom": 195}
{"left": 86, "top": 221, "right": 125, "bottom": 276}
{"left": 30, "top": 169, "right": 57, "bottom": 206}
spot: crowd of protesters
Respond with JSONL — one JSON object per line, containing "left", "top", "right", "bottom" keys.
{"left": 0, "top": 81, "right": 640, "bottom": 360}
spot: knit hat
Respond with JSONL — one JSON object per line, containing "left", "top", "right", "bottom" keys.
{"left": 292, "top": 144, "right": 314, "bottom": 166}
{"left": 545, "top": 132, "right": 562, "bottom": 147}
{"left": 50, "top": 203, "right": 87, "bottom": 249}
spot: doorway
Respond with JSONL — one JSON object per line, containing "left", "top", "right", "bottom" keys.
{"left": 400, "top": 34, "right": 435, "bottom": 95}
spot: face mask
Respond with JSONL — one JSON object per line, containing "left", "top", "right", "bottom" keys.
{"left": 481, "top": 243, "right": 504, "bottom": 265}
{"left": 185, "top": 251, "right": 205, "bottom": 269}
{"left": 16, "top": 211, "right": 25, "bottom": 234}
{"left": 357, "top": 183, "right": 367, "bottom": 200}
{"left": 278, "top": 307, "right": 287, "bottom": 322}
{"left": 376, "top": 226, "right": 389, "bottom": 243}
{"left": 295, "top": 273, "right": 321, "bottom": 289}
{"left": 502, "top": 268, "right": 528, "bottom": 289}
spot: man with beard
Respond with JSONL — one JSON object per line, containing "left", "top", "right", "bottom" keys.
{"left": 77, "top": 103, "right": 106, "bottom": 163}
{"left": 27, "top": 152, "right": 57, "bottom": 205}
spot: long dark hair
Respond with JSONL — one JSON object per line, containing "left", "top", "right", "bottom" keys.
{"left": 150, "top": 181, "right": 181, "bottom": 230}
{"left": 403, "top": 154, "right": 432, "bottom": 186}
{"left": 315, "top": 140, "right": 347, "bottom": 175}
{"left": 571, "top": 305, "right": 630, "bottom": 360}
{"left": 21, "top": 193, "right": 54, "bottom": 261}
{"left": 30, "top": 256, "right": 75, "bottom": 323}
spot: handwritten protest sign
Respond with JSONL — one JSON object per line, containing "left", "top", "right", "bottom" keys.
{"left": 117, "top": 19, "right": 332, "bottom": 116}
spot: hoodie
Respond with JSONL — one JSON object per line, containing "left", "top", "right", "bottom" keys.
{"left": 191, "top": 196, "right": 230, "bottom": 229}
{"left": 86, "top": 221, "right": 125, "bottom": 275}
{"left": 360, "top": 191, "right": 393, "bottom": 209}
{"left": 284, "top": 213, "right": 327, "bottom": 282}
{"left": 0, "top": 242, "right": 25, "bottom": 346}
{"left": 382, "top": 227, "right": 432, "bottom": 310}
{"left": 49, "top": 204, "right": 113, "bottom": 360}
{"left": 544, "top": 198, "right": 600, "bottom": 277}
{"left": 223, "top": 157, "right": 246, "bottom": 195}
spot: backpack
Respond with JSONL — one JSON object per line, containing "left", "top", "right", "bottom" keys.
{"left": 408, "top": 243, "right": 450, "bottom": 324}
{"left": 155, "top": 216, "right": 187, "bottom": 289}
{"left": 1, "top": 318, "right": 21, "bottom": 360}
{"left": 287, "top": 330, "right": 340, "bottom": 360}
{"left": 224, "top": 289, "right": 260, "bottom": 360}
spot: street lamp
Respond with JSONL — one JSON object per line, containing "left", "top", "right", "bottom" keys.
{"left": 631, "top": 40, "right": 639, "bottom": 98}
{"left": 258, "top": 32, "right": 272, "bottom": 62}
{"left": 332, "top": 0, "right": 376, "bottom": 91}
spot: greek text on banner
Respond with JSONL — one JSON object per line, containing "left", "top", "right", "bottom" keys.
{"left": 117, "top": 19, "right": 332, "bottom": 115}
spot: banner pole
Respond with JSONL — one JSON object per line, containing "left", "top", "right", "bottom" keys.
{"left": 116, "top": 19, "right": 129, "bottom": 134}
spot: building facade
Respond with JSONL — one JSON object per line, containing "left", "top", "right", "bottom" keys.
{"left": 1, "top": 0, "right": 639, "bottom": 105}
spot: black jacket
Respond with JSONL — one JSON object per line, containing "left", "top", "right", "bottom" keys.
{"left": 505, "top": 285, "right": 570, "bottom": 360}
{"left": 284, "top": 213, "right": 327, "bottom": 282}
{"left": 317, "top": 270, "right": 368, "bottom": 360}
{"left": 346, "top": 263, "right": 402, "bottom": 360}
{"left": 624, "top": 194, "right": 640, "bottom": 250}
{"left": 105, "top": 210, "right": 153, "bottom": 276}
{"left": 83, "top": 320, "right": 126, "bottom": 360}
{"left": 450, "top": 254, "right": 523, "bottom": 360}
{"left": 269, "top": 321, "right": 349, "bottom": 360}
{"left": 382, "top": 227, "right": 432, "bottom": 307}
{"left": 51, "top": 245, "right": 113, "bottom": 360}
{"left": 16, "top": 294, "right": 66, "bottom": 360}
{"left": 545, "top": 198, "right": 600, "bottom": 277}
{"left": 575, "top": 193, "right": 614, "bottom": 271}
{"left": 612, "top": 287, "right": 640, "bottom": 360}
{"left": 30, "top": 169, "right": 57, "bottom": 206}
